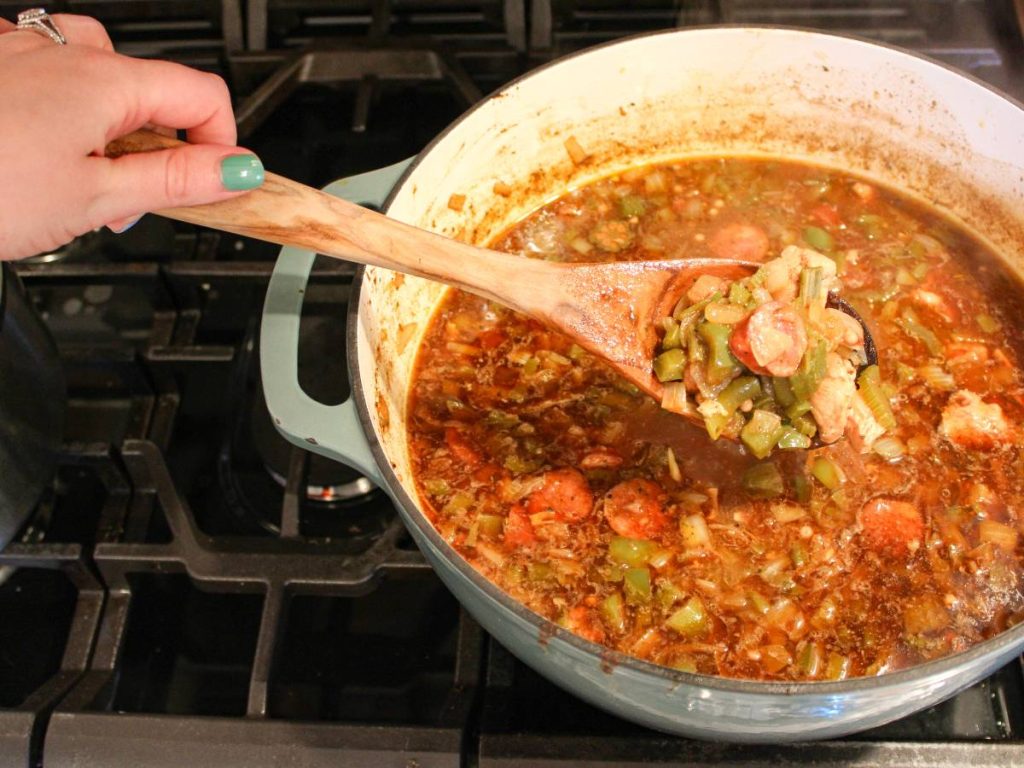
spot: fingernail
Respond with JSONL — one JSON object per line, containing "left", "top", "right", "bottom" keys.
{"left": 221, "top": 154, "right": 265, "bottom": 191}
{"left": 110, "top": 215, "right": 142, "bottom": 234}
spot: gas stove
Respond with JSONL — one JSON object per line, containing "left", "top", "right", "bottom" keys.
{"left": 2, "top": 2, "right": 1023, "bottom": 766}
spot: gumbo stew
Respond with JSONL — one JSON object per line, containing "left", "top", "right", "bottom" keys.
{"left": 407, "top": 158, "right": 1024, "bottom": 681}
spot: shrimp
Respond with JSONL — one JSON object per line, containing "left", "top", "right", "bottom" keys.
{"left": 603, "top": 478, "right": 668, "bottom": 539}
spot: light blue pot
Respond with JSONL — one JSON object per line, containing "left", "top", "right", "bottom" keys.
{"left": 260, "top": 28, "right": 1024, "bottom": 742}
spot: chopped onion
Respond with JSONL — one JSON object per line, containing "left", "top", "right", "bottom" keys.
{"left": 918, "top": 363, "right": 956, "bottom": 392}
{"left": 661, "top": 382, "right": 691, "bottom": 416}
{"left": 872, "top": 436, "right": 906, "bottom": 461}
{"left": 680, "top": 514, "right": 711, "bottom": 549}
{"left": 666, "top": 447, "right": 682, "bottom": 483}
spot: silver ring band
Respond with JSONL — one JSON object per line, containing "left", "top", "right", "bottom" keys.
{"left": 16, "top": 8, "right": 66, "bottom": 45}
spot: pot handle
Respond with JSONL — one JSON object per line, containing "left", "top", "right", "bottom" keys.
{"left": 260, "top": 158, "right": 413, "bottom": 488}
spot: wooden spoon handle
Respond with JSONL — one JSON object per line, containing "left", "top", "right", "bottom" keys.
{"left": 105, "top": 130, "right": 547, "bottom": 309}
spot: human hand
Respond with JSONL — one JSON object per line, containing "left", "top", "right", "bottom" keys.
{"left": 0, "top": 14, "right": 264, "bottom": 260}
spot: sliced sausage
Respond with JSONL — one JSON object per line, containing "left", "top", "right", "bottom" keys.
{"left": 603, "top": 478, "right": 668, "bottom": 539}
{"left": 858, "top": 498, "right": 924, "bottom": 558}
{"left": 708, "top": 223, "right": 770, "bottom": 262}
{"left": 526, "top": 468, "right": 594, "bottom": 523}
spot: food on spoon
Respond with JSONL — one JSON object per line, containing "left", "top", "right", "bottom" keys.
{"left": 409, "top": 157, "right": 1024, "bottom": 681}
{"left": 653, "top": 246, "right": 874, "bottom": 455}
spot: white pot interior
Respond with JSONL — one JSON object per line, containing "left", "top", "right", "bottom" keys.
{"left": 353, "top": 27, "right": 1024, "bottom": 513}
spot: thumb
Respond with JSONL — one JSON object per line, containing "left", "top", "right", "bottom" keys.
{"left": 92, "top": 144, "right": 264, "bottom": 226}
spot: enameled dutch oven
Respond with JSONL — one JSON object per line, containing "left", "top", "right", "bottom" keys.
{"left": 260, "top": 27, "right": 1024, "bottom": 741}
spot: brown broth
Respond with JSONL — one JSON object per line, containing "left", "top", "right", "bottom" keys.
{"left": 407, "top": 157, "right": 1024, "bottom": 681}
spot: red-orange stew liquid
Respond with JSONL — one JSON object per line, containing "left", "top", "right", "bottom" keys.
{"left": 407, "top": 158, "right": 1024, "bottom": 680}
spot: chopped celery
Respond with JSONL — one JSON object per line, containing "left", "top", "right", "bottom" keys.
{"left": 619, "top": 194, "right": 647, "bottom": 218}
{"left": 741, "top": 409, "right": 784, "bottom": 459}
{"left": 803, "top": 226, "right": 834, "bottom": 252}
{"left": 790, "top": 412, "right": 817, "bottom": 437}
{"left": 728, "top": 281, "right": 752, "bottom": 306}
{"left": 977, "top": 313, "right": 1001, "bottom": 333}
{"left": 857, "top": 365, "right": 897, "bottom": 430}
{"left": 790, "top": 542, "right": 808, "bottom": 567}
{"left": 423, "top": 478, "right": 450, "bottom": 497}
{"left": 526, "top": 562, "right": 555, "bottom": 583}
{"left": 670, "top": 655, "right": 698, "bottom": 673}
{"left": 661, "top": 319, "right": 682, "bottom": 350}
{"left": 855, "top": 213, "right": 884, "bottom": 240}
{"left": 811, "top": 456, "right": 843, "bottom": 490}
{"left": 600, "top": 592, "right": 626, "bottom": 633}
{"left": 653, "top": 348, "right": 687, "bottom": 382}
{"left": 742, "top": 461, "right": 785, "bottom": 498}
{"left": 772, "top": 376, "right": 796, "bottom": 407}
{"left": 748, "top": 590, "right": 770, "bottom": 614}
{"left": 777, "top": 427, "right": 812, "bottom": 450}
{"left": 897, "top": 307, "right": 942, "bottom": 356}
{"left": 666, "top": 596, "right": 708, "bottom": 636}
{"left": 790, "top": 338, "right": 827, "bottom": 401}
{"left": 797, "top": 641, "right": 824, "bottom": 677}
{"left": 567, "top": 343, "right": 587, "bottom": 360}
{"left": 609, "top": 536, "right": 656, "bottom": 567}
{"left": 793, "top": 473, "right": 812, "bottom": 503}
{"left": 442, "top": 492, "right": 474, "bottom": 515}
{"left": 717, "top": 376, "right": 761, "bottom": 414}
{"left": 799, "top": 267, "right": 825, "bottom": 311}
{"left": 698, "top": 322, "right": 741, "bottom": 385}
{"left": 623, "top": 567, "right": 652, "bottom": 604}
{"left": 825, "top": 653, "right": 851, "bottom": 680}
{"left": 478, "top": 514, "right": 505, "bottom": 537}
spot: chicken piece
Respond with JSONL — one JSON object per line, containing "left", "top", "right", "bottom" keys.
{"left": 940, "top": 390, "right": 1012, "bottom": 450}
{"left": 821, "top": 307, "right": 864, "bottom": 351}
{"left": 847, "top": 391, "right": 885, "bottom": 453}
{"left": 729, "top": 301, "right": 808, "bottom": 377}
{"left": 526, "top": 468, "right": 594, "bottom": 523}
{"left": 858, "top": 498, "right": 924, "bottom": 558}
{"left": 809, "top": 353, "right": 857, "bottom": 444}
{"left": 708, "top": 223, "right": 769, "bottom": 261}
{"left": 687, "top": 274, "right": 728, "bottom": 304}
{"left": 602, "top": 478, "right": 668, "bottom": 539}
{"left": 758, "top": 246, "right": 839, "bottom": 303}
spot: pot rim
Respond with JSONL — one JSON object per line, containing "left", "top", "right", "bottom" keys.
{"left": 346, "top": 24, "right": 1024, "bottom": 696}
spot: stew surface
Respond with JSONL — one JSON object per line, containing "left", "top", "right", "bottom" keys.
{"left": 407, "top": 158, "right": 1024, "bottom": 681}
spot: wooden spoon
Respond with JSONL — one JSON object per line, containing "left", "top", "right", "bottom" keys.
{"left": 106, "top": 130, "right": 872, "bottom": 432}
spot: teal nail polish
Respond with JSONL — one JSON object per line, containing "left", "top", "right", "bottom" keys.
{"left": 221, "top": 154, "right": 265, "bottom": 191}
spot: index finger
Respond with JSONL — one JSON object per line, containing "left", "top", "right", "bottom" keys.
{"left": 121, "top": 57, "right": 237, "bottom": 146}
